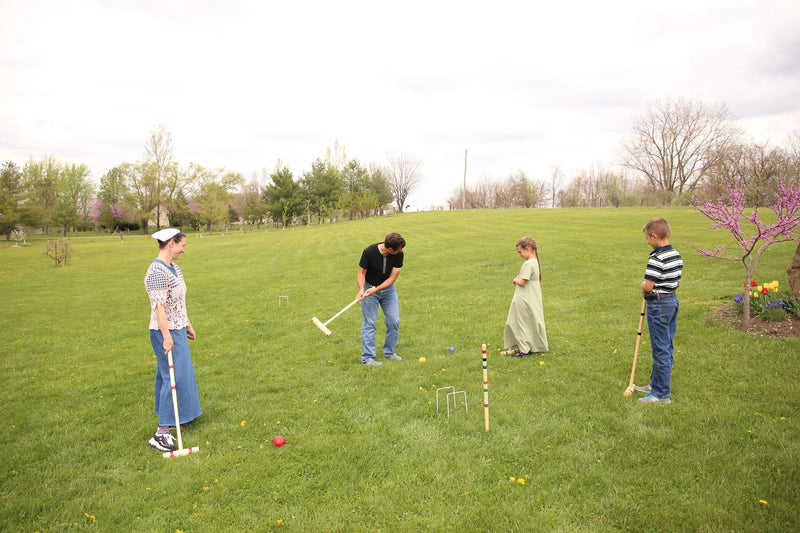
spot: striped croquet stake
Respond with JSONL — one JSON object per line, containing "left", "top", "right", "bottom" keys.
{"left": 163, "top": 350, "right": 200, "bottom": 459}
{"left": 482, "top": 343, "right": 489, "bottom": 431}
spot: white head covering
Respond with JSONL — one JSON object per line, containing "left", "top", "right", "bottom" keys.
{"left": 151, "top": 228, "right": 180, "bottom": 242}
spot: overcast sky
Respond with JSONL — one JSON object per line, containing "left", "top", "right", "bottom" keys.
{"left": 2, "top": 0, "right": 799, "bottom": 208}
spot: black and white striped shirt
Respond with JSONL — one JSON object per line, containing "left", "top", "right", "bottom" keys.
{"left": 645, "top": 245, "right": 683, "bottom": 292}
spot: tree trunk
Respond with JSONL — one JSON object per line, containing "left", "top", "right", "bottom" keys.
{"left": 788, "top": 242, "right": 800, "bottom": 297}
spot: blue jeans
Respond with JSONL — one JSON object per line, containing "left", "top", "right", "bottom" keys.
{"left": 361, "top": 284, "right": 400, "bottom": 363}
{"left": 646, "top": 295, "right": 679, "bottom": 399}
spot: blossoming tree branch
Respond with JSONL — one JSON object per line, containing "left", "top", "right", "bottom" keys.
{"left": 693, "top": 181, "right": 800, "bottom": 325}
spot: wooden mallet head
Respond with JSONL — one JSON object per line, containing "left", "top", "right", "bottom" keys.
{"left": 311, "top": 317, "right": 332, "bottom": 336}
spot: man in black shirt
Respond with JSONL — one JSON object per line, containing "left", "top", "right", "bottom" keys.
{"left": 356, "top": 232, "right": 406, "bottom": 366}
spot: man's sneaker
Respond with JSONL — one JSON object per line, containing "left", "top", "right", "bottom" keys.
{"left": 634, "top": 384, "right": 651, "bottom": 393}
{"left": 384, "top": 353, "right": 403, "bottom": 361}
{"left": 638, "top": 394, "right": 671, "bottom": 404}
{"left": 149, "top": 432, "right": 176, "bottom": 451}
{"left": 362, "top": 359, "right": 383, "bottom": 366}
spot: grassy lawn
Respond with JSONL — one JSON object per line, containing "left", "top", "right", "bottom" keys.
{"left": 1, "top": 207, "right": 798, "bottom": 532}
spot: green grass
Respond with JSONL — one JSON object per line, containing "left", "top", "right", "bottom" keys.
{"left": 1, "top": 207, "right": 798, "bottom": 532}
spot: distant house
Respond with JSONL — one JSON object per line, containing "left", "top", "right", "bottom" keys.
{"left": 146, "top": 207, "right": 170, "bottom": 230}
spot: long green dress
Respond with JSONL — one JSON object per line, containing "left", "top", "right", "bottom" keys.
{"left": 504, "top": 257, "right": 548, "bottom": 353}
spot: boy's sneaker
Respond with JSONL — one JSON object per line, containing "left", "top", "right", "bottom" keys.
{"left": 638, "top": 394, "right": 671, "bottom": 404}
{"left": 384, "top": 353, "right": 403, "bottom": 361}
{"left": 634, "top": 384, "right": 651, "bottom": 393}
{"left": 149, "top": 432, "right": 176, "bottom": 451}
{"left": 362, "top": 359, "right": 383, "bottom": 367}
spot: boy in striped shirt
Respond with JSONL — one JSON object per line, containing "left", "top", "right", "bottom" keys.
{"left": 637, "top": 218, "right": 683, "bottom": 404}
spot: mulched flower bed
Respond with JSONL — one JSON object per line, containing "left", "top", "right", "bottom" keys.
{"left": 709, "top": 304, "right": 800, "bottom": 339}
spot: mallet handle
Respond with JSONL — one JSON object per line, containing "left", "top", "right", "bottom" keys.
{"left": 324, "top": 299, "right": 359, "bottom": 326}
{"left": 627, "top": 299, "right": 647, "bottom": 390}
{"left": 166, "top": 350, "right": 184, "bottom": 451}
{"left": 164, "top": 350, "right": 200, "bottom": 458}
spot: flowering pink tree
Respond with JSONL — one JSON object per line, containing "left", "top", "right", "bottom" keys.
{"left": 110, "top": 203, "right": 125, "bottom": 220}
{"left": 89, "top": 198, "right": 104, "bottom": 226}
{"left": 88, "top": 198, "right": 127, "bottom": 232}
{"left": 693, "top": 182, "right": 800, "bottom": 325}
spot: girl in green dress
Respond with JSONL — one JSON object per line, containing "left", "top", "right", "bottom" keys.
{"left": 504, "top": 236, "right": 548, "bottom": 356}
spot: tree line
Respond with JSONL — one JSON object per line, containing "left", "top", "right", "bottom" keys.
{"left": 2, "top": 98, "right": 799, "bottom": 240}
{"left": 448, "top": 97, "right": 800, "bottom": 209}
{"left": 0, "top": 128, "right": 425, "bottom": 239}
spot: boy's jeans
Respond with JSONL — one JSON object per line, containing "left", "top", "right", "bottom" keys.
{"left": 360, "top": 284, "right": 400, "bottom": 363}
{"left": 646, "top": 295, "right": 679, "bottom": 399}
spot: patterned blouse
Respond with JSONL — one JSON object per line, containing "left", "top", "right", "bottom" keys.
{"left": 144, "top": 260, "right": 190, "bottom": 331}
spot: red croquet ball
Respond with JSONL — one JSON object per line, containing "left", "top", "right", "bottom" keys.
{"left": 273, "top": 436, "right": 286, "bottom": 447}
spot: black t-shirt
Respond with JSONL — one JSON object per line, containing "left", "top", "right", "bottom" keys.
{"left": 359, "top": 243, "right": 404, "bottom": 286}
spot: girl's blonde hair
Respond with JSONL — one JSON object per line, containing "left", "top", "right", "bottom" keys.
{"left": 516, "top": 236, "right": 542, "bottom": 282}
{"left": 516, "top": 236, "right": 538, "bottom": 255}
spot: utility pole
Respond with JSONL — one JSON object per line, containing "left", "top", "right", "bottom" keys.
{"left": 462, "top": 149, "right": 467, "bottom": 210}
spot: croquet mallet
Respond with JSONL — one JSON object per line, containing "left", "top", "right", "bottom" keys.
{"left": 311, "top": 299, "right": 359, "bottom": 336}
{"left": 623, "top": 298, "right": 647, "bottom": 397}
{"left": 163, "top": 349, "right": 200, "bottom": 458}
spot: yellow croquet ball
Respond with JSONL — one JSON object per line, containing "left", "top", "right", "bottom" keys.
{"left": 418, "top": 357, "right": 427, "bottom": 363}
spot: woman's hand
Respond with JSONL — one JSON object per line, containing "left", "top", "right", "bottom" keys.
{"left": 163, "top": 334, "right": 174, "bottom": 353}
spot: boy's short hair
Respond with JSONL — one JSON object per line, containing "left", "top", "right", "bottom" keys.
{"left": 384, "top": 232, "right": 406, "bottom": 251}
{"left": 643, "top": 218, "right": 671, "bottom": 239}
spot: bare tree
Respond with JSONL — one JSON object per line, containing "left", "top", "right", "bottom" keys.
{"left": 507, "top": 170, "right": 531, "bottom": 208}
{"left": 145, "top": 124, "right": 175, "bottom": 230}
{"left": 550, "top": 165, "right": 564, "bottom": 208}
{"left": 559, "top": 168, "right": 607, "bottom": 207}
{"left": 790, "top": 130, "right": 800, "bottom": 155}
{"left": 623, "top": 97, "right": 739, "bottom": 202}
{"left": 448, "top": 172, "right": 549, "bottom": 209}
{"left": 702, "top": 142, "right": 798, "bottom": 205}
{"left": 386, "top": 153, "right": 423, "bottom": 212}
{"left": 325, "top": 139, "right": 348, "bottom": 171}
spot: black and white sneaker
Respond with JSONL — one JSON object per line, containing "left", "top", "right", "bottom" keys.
{"left": 149, "top": 432, "right": 176, "bottom": 452}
